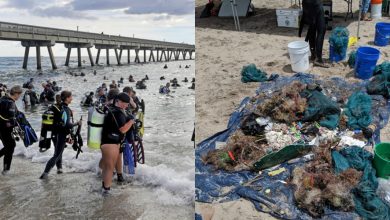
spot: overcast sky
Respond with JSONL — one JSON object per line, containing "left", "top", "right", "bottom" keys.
{"left": 0, "top": 0, "right": 194, "bottom": 57}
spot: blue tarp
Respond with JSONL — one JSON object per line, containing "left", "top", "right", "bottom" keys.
{"left": 195, "top": 73, "right": 390, "bottom": 219}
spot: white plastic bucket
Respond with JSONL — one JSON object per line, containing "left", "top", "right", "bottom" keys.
{"left": 371, "top": 3, "right": 382, "bottom": 19}
{"left": 288, "top": 41, "right": 310, "bottom": 72}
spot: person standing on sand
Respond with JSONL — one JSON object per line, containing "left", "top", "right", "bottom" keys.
{"left": 361, "top": 0, "right": 372, "bottom": 21}
{"left": 39, "top": 91, "right": 81, "bottom": 179}
{"left": 0, "top": 86, "right": 23, "bottom": 175}
{"left": 299, "top": 0, "right": 329, "bottom": 68}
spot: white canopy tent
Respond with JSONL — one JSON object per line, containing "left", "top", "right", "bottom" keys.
{"left": 222, "top": 0, "right": 363, "bottom": 41}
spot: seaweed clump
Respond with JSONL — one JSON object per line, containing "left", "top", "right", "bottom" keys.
{"left": 291, "top": 140, "right": 362, "bottom": 217}
{"left": 202, "top": 130, "right": 267, "bottom": 171}
{"left": 256, "top": 81, "right": 307, "bottom": 124}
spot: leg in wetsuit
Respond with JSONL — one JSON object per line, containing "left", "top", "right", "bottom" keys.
{"left": 0, "top": 128, "right": 16, "bottom": 172}
{"left": 300, "top": 0, "right": 328, "bottom": 67}
{"left": 43, "top": 133, "right": 67, "bottom": 174}
{"left": 306, "top": 12, "right": 326, "bottom": 63}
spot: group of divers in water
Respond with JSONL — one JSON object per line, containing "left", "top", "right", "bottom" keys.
{"left": 0, "top": 64, "right": 193, "bottom": 195}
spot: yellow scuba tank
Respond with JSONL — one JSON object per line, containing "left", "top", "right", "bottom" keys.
{"left": 39, "top": 109, "right": 54, "bottom": 152}
{"left": 87, "top": 106, "right": 105, "bottom": 149}
{"left": 136, "top": 111, "right": 144, "bottom": 137}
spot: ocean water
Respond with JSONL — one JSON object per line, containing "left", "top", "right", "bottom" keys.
{"left": 0, "top": 56, "right": 195, "bottom": 219}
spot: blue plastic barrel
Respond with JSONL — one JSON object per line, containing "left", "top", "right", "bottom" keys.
{"left": 354, "top": 46, "right": 380, "bottom": 79}
{"left": 329, "top": 44, "right": 347, "bottom": 62}
{"left": 374, "top": 22, "right": 390, "bottom": 46}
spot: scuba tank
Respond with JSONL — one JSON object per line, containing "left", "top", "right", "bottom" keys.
{"left": 87, "top": 106, "right": 106, "bottom": 149}
{"left": 39, "top": 109, "right": 54, "bottom": 152}
{"left": 24, "top": 93, "right": 31, "bottom": 106}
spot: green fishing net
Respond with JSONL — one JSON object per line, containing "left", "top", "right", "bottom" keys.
{"left": 241, "top": 64, "right": 269, "bottom": 83}
{"left": 367, "top": 61, "right": 390, "bottom": 98}
{"left": 300, "top": 89, "right": 341, "bottom": 129}
{"left": 344, "top": 91, "right": 372, "bottom": 130}
{"left": 332, "top": 146, "right": 390, "bottom": 220}
{"left": 329, "top": 27, "right": 349, "bottom": 55}
{"left": 348, "top": 50, "right": 356, "bottom": 68}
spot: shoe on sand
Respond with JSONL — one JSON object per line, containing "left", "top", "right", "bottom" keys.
{"left": 39, "top": 173, "right": 48, "bottom": 180}
{"left": 314, "top": 60, "right": 330, "bottom": 68}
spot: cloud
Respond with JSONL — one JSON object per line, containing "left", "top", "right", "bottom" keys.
{"left": 5, "top": 0, "right": 43, "bottom": 9}
{"left": 71, "top": 0, "right": 194, "bottom": 15}
{"left": 32, "top": 6, "right": 95, "bottom": 19}
{"left": 71, "top": 0, "right": 130, "bottom": 11}
{"left": 152, "top": 14, "right": 172, "bottom": 21}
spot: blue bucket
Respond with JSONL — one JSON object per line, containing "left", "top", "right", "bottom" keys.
{"left": 329, "top": 44, "right": 347, "bottom": 62}
{"left": 354, "top": 46, "right": 380, "bottom": 80}
{"left": 374, "top": 22, "right": 390, "bottom": 46}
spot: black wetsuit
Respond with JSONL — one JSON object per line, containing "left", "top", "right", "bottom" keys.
{"left": 40, "top": 88, "right": 55, "bottom": 102}
{"left": 299, "top": 0, "right": 326, "bottom": 62}
{"left": 98, "top": 95, "right": 107, "bottom": 105}
{"left": 43, "top": 103, "right": 76, "bottom": 173}
{"left": 23, "top": 90, "right": 39, "bottom": 106}
{"left": 83, "top": 95, "right": 94, "bottom": 106}
{"left": 101, "top": 106, "right": 128, "bottom": 145}
{"left": 0, "top": 96, "right": 18, "bottom": 171}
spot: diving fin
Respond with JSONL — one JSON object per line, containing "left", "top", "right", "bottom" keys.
{"left": 123, "top": 141, "right": 135, "bottom": 175}
{"left": 136, "top": 141, "right": 145, "bottom": 164}
{"left": 23, "top": 125, "right": 38, "bottom": 147}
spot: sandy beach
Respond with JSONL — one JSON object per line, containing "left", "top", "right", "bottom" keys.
{"left": 195, "top": 0, "right": 390, "bottom": 219}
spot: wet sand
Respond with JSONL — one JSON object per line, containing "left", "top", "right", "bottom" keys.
{"left": 195, "top": 0, "right": 390, "bottom": 219}
{"left": 0, "top": 157, "right": 193, "bottom": 220}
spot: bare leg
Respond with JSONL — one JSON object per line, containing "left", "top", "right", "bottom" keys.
{"left": 101, "top": 144, "right": 119, "bottom": 188}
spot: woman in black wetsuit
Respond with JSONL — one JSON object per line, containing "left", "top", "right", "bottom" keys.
{"left": 40, "top": 91, "right": 81, "bottom": 179}
{"left": 100, "top": 93, "right": 134, "bottom": 194}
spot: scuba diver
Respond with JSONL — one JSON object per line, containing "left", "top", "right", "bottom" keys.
{"left": 100, "top": 93, "right": 135, "bottom": 194}
{"left": 299, "top": 0, "right": 329, "bottom": 68}
{"left": 136, "top": 80, "right": 147, "bottom": 90}
{"left": 23, "top": 78, "right": 34, "bottom": 89}
{"left": 96, "top": 88, "right": 107, "bottom": 105}
{"left": 163, "top": 64, "right": 168, "bottom": 69}
{"left": 97, "top": 88, "right": 126, "bottom": 184}
{"left": 23, "top": 84, "right": 39, "bottom": 107}
{"left": 110, "top": 80, "right": 117, "bottom": 89}
{"left": 40, "top": 91, "right": 82, "bottom": 179}
{"left": 0, "top": 84, "right": 7, "bottom": 97}
{"left": 101, "top": 83, "right": 108, "bottom": 94}
{"left": 189, "top": 82, "right": 195, "bottom": 90}
{"left": 39, "top": 95, "right": 61, "bottom": 152}
{"left": 81, "top": 92, "right": 94, "bottom": 107}
{"left": 160, "top": 76, "right": 165, "bottom": 80}
{"left": 191, "top": 78, "right": 195, "bottom": 83}
{"left": 183, "top": 77, "right": 189, "bottom": 83}
{"left": 52, "top": 81, "right": 61, "bottom": 92}
{"left": 128, "top": 75, "right": 135, "bottom": 82}
{"left": 118, "top": 77, "right": 124, "bottom": 84}
{"left": 123, "top": 87, "right": 137, "bottom": 110}
{"left": 0, "top": 86, "right": 23, "bottom": 174}
{"left": 105, "top": 89, "right": 120, "bottom": 106}
{"left": 159, "top": 83, "right": 171, "bottom": 94}
{"left": 171, "top": 78, "right": 180, "bottom": 87}
{"left": 145, "top": 75, "right": 149, "bottom": 80}
{"left": 39, "top": 83, "right": 55, "bottom": 103}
